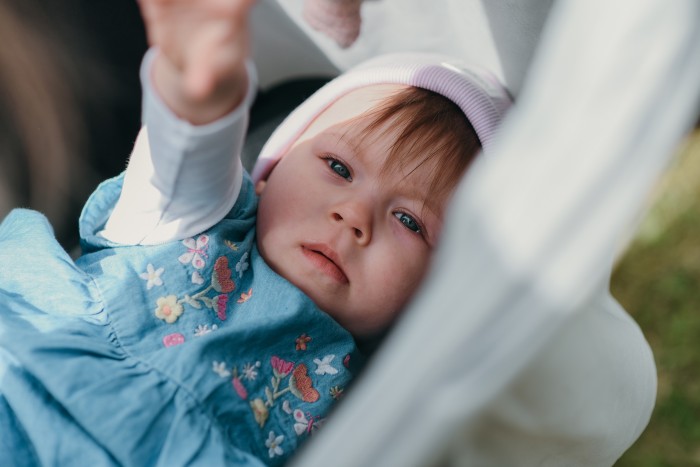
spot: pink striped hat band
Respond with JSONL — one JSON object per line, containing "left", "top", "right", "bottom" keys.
{"left": 251, "top": 52, "right": 512, "bottom": 183}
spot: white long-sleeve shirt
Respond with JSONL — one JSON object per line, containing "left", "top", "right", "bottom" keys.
{"left": 100, "top": 49, "right": 258, "bottom": 245}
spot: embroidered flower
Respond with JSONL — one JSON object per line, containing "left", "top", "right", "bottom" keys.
{"left": 237, "top": 288, "right": 253, "bottom": 304}
{"left": 224, "top": 239, "right": 238, "bottom": 251}
{"left": 282, "top": 400, "right": 293, "bottom": 415}
{"left": 139, "top": 263, "right": 164, "bottom": 290}
{"left": 265, "top": 431, "right": 285, "bottom": 459}
{"left": 194, "top": 324, "right": 217, "bottom": 336}
{"left": 313, "top": 355, "right": 338, "bottom": 375}
{"left": 215, "top": 294, "right": 229, "bottom": 321}
{"left": 235, "top": 252, "right": 249, "bottom": 278}
{"left": 295, "top": 334, "right": 312, "bottom": 351}
{"left": 191, "top": 271, "right": 205, "bottom": 285}
{"left": 212, "top": 361, "right": 231, "bottom": 378}
{"left": 343, "top": 354, "right": 351, "bottom": 368}
{"left": 329, "top": 386, "right": 344, "bottom": 400}
{"left": 154, "top": 295, "right": 184, "bottom": 324}
{"left": 241, "top": 361, "right": 260, "bottom": 381}
{"left": 232, "top": 369, "right": 248, "bottom": 400}
{"left": 271, "top": 356, "right": 294, "bottom": 378}
{"left": 293, "top": 410, "right": 323, "bottom": 436}
{"left": 162, "top": 333, "right": 185, "bottom": 347}
{"left": 212, "top": 256, "right": 235, "bottom": 293}
{"left": 178, "top": 234, "right": 209, "bottom": 269}
{"left": 289, "top": 364, "right": 320, "bottom": 403}
{"left": 250, "top": 398, "right": 269, "bottom": 428}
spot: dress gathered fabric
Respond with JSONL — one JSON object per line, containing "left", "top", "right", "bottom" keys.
{"left": 0, "top": 172, "right": 360, "bottom": 466}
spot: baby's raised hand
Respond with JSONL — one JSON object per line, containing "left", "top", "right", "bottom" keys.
{"left": 138, "top": 0, "right": 257, "bottom": 124}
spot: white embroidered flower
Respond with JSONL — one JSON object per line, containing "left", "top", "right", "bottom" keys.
{"left": 241, "top": 361, "right": 260, "bottom": 381}
{"left": 212, "top": 361, "right": 231, "bottom": 378}
{"left": 178, "top": 235, "right": 209, "bottom": 269}
{"left": 235, "top": 252, "right": 249, "bottom": 278}
{"left": 265, "top": 431, "right": 284, "bottom": 459}
{"left": 194, "top": 324, "right": 212, "bottom": 336}
{"left": 313, "top": 355, "right": 338, "bottom": 375}
{"left": 139, "top": 264, "right": 164, "bottom": 290}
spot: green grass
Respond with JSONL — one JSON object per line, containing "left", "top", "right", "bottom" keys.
{"left": 612, "top": 131, "right": 700, "bottom": 466}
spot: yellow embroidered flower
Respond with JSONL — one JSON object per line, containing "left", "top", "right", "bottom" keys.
{"left": 154, "top": 295, "right": 184, "bottom": 324}
{"left": 250, "top": 398, "right": 269, "bottom": 428}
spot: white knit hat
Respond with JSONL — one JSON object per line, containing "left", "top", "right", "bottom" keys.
{"left": 251, "top": 53, "right": 512, "bottom": 183}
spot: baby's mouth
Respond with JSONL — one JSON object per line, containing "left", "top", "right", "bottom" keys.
{"left": 301, "top": 244, "right": 349, "bottom": 284}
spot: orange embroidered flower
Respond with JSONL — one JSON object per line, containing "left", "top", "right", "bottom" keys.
{"left": 295, "top": 334, "right": 312, "bottom": 351}
{"left": 155, "top": 295, "right": 184, "bottom": 324}
{"left": 289, "top": 364, "right": 319, "bottom": 403}
{"left": 237, "top": 288, "right": 253, "bottom": 304}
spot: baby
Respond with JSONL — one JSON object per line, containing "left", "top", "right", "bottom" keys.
{"left": 0, "top": 0, "right": 509, "bottom": 465}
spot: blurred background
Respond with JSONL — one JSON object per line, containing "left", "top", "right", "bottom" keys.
{"left": 1, "top": 0, "right": 698, "bottom": 464}
{"left": 614, "top": 131, "right": 700, "bottom": 466}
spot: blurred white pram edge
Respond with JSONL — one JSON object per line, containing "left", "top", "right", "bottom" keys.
{"left": 250, "top": 1, "right": 700, "bottom": 466}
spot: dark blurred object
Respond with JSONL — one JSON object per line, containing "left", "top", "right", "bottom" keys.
{"left": 0, "top": 0, "right": 147, "bottom": 248}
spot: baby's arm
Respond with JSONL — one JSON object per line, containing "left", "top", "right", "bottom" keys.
{"left": 100, "top": 0, "right": 257, "bottom": 244}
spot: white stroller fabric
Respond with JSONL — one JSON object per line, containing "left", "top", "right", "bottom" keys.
{"left": 249, "top": 0, "right": 700, "bottom": 465}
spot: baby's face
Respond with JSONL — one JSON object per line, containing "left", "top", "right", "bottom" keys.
{"left": 255, "top": 85, "right": 451, "bottom": 336}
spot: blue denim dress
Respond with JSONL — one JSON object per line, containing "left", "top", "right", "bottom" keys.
{"left": 0, "top": 173, "right": 359, "bottom": 466}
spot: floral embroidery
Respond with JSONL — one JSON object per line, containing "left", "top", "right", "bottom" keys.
{"left": 162, "top": 333, "right": 185, "bottom": 347}
{"left": 329, "top": 386, "right": 344, "bottom": 400}
{"left": 282, "top": 400, "right": 293, "bottom": 415}
{"left": 293, "top": 409, "right": 324, "bottom": 436}
{"left": 343, "top": 354, "right": 351, "bottom": 368}
{"left": 271, "top": 356, "right": 294, "bottom": 378}
{"left": 215, "top": 294, "right": 229, "bottom": 320}
{"left": 194, "top": 324, "right": 218, "bottom": 336}
{"left": 232, "top": 368, "right": 248, "bottom": 399}
{"left": 250, "top": 398, "right": 269, "bottom": 428}
{"left": 289, "top": 364, "right": 320, "bottom": 403}
{"left": 237, "top": 288, "right": 253, "bottom": 304}
{"left": 191, "top": 271, "right": 205, "bottom": 285}
{"left": 235, "top": 251, "right": 249, "bottom": 278}
{"left": 155, "top": 295, "right": 184, "bottom": 324}
{"left": 140, "top": 263, "right": 164, "bottom": 290}
{"left": 295, "top": 334, "right": 312, "bottom": 351}
{"left": 212, "top": 256, "right": 236, "bottom": 293}
{"left": 224, "top": 239, "right": 238, "bottom": 251}
{"left": 241, "top": 361, "right": 261, "bottom": 381}
{"left": 178, "top": 234, "right": 209, "bottom": 269}
{"left": 212, "top": 361, "right": 231, "bottom": 378}
{"left": 313, "top": 355, "right": 338, "bottom": 375}
{"left": 168, "top": 256, "right": 235, "bottom": 322}
{"left": 265, "top": 431, "right": 285, "bottom": 459}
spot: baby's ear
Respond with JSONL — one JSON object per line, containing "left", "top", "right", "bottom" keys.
{"left": 255, "top": 179, "right": 267, "bottom": 195}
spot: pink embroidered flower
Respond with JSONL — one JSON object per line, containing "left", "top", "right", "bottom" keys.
{"left": 232, "top": 375, "right": 248, "bottom": 400}
{"left": 343, "top": 354, "right": 351, "bottom": 368}
{"left": 271, "top": 356, "right": 294, "bottom": 378}
{"left": 154, "top": 295, "right": 184, "bottom": 324}
{"left": 215, "top": 294, "right": 229, "bottom": 321}
{"left": 295, "top": 334, "right": 312, "bottom": 351}
{"left": 162, "top": 333, "right": 185, "bottom": 347}
{"left": 212, "top": 256, "right": 235, "bottom": 293}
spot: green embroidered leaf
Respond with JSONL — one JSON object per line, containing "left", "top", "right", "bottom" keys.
{"left": 184, "top": 295, "right": 202, "bottom": 309}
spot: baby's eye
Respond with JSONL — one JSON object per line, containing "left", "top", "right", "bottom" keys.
{"left": 327, "top": 159, "right": 352, "bottom": 181}
{"left": 394, "top": 212, "right": 422, "bottom": 234}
